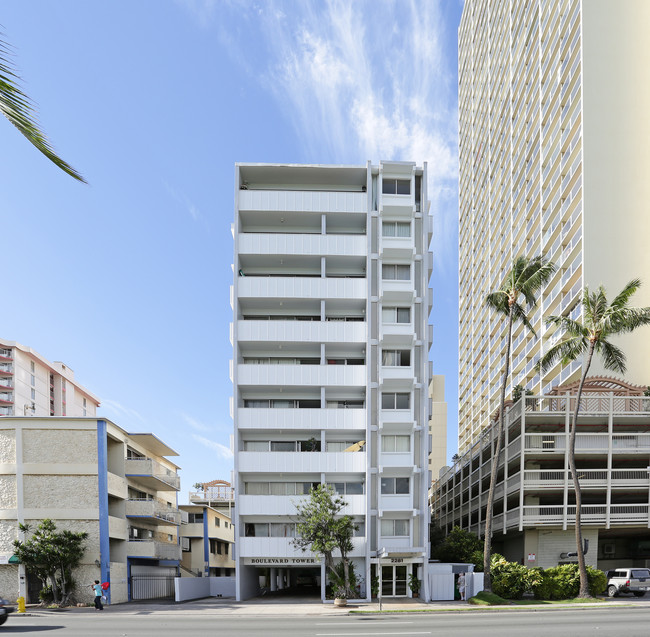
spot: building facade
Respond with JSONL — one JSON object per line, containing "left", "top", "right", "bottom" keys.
{"left": 0, "top": 417, "right": 181, "bottom": 604}
{"left": 231, "top": 161, "right": 432, "bottom": 601}
{"left": 0, "top": 338, "right": 100, "bottom": 418}
{"left": 457, "top": 0, "right": 650, "bottom": 453}
{"left": 432, "top": 380, "right": 650, "bottom": 569}
{"left": 179, "top": 504, "right": 235, "bottom": 577}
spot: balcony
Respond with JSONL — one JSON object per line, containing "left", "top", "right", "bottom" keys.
{"left": 237, "top": 276, "right": 367, "bottom": 302}
{"left": 379, "top": 451, "right": 413, "bottom": 469}
{"left": 238, "top": 494, "right": 365, "bottom": 516}
{"left": 125, "top": 499, "right": 182, "bottom": 525}
{"left": 238, "top": 233, "right": 366, "bottom": 257}
{"left": 108, "top": 515, "right": 128, "bottom": 540}
{"left": 236, "top": 320, "right": 366, "bottom": 345}
{"left": 238, "top": 189, "right": 367, "bottom": 214}
{"left": 238, "top": 451, "right": 366, "bottom": 474}
{"left": 379, "top": 365, "right": 415, "bottom": 385}
{"left": 523, "top": 469, "right": 649, "bottom": 490}
{"left": 521, "top": 504, "right": 650, "bottom": 527}
{"left": 126, "top": 539, "right": 180, "bottom": 560}
{"left": 107, "top": 472, "right": 127, "bottom": 499}
{"left": 237, "top": 407, "right": 366, "bottom": 431}
{"left": 380, "top": 280, "right": 416, "bottom": 303}
{"left": 236, "top": 364, "right": 366, "bottom": 388}
{"left": 124, "top": 458, "right": 180, "bottom": 491}
{"left": 379, "top": 494, "right": 414, "bottom": 513}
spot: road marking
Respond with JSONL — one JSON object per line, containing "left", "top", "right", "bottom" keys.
{"left": 316, "top": 632, "right": 431, "bottom": 636}
{"left": 316, "top": 622, "right": 414, "bottom": 626}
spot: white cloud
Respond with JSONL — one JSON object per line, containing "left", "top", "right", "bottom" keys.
{"left": 163, "top": 180, "right": 202, "bottom": 223}
{"left": 100, "top": 399, "right": 147, "bottom": 424}
{"left": 176, "top": 0, "right": 459, "bottom": 273}
{"left": 180, "top": 412, "right": 212, "bottom": 432}
{"left": 192, "top": 433, "right": 233, "bottom": 459}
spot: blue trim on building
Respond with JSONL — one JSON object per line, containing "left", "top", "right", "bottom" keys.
{"left": 203, "top": 508, "right": 209, "bottom": 575}
{"left": 96, "top": 419, "right": 111, "bottom": 604}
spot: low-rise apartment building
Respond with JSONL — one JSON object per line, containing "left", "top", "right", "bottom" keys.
{"left": 179, "top": 505, "right": 235, "bottom": 577}
{"left": 432, "top": 379, "right": 650, "bottom": 570}
{"left": 0, "top": 417, "right": 181, "bottom": 604}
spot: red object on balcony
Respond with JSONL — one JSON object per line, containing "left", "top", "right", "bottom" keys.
{"left": 0, "top": 399, "right": 14, "bottom": 405}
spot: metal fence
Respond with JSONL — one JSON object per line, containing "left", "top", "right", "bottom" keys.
{"left": 130, "top": 575, "right": 176, "bottom": 600}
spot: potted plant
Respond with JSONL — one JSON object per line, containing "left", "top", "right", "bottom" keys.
{"left": 408, "top": 573, "right": 421, "bottom": 598}
{"left": 333, "top": 586, "right": 347, "bottom": 607}
{"left": 371, "top": 576, "right": 379, "bottom": 599}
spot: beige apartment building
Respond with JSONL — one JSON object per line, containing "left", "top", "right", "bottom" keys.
{"left": 0, "top": 338, "right": 100, "bottom": 418}
{"left": 179, "top": 505, "right": 235, "bottom": 577}
{"left": 0, "top": 417, "right": 181, "bottom": 604}
{"left": 458, "top": 0, "right": 650, "bottom": 453}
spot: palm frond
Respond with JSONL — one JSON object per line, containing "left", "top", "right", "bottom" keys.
{"left": 511, "top": 301, "right": 535, "bottom": 336}
{"left": 485, "top": 291, "right": 509, "bottom": 316}
{"left": 539, "top": 335, "right": 586, "bottom": 373}
{"left": 595, "top": 340, "right": 627, "bottom": 374}
{"left": 609, "top": 278, "right": 642, "bottom": 313}
{"left": 545, "top": 314, "right": 588, "bottom": 339}
{"left": 0, "top": 34, "right": 86, "bottom": 183}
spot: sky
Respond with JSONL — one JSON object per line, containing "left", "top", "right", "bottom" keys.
{"left": 2, "top": 0, "right": 464, "bottom": 503}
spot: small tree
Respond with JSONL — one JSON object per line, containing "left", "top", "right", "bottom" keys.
{"left": 293, "top": 485, "right": 356, "bottom": 598}
{"left": 13, "top": 519, "right": 88, "bottom": 605}
{"left": 431, "top": 526, "right": 482, "bottom": 565}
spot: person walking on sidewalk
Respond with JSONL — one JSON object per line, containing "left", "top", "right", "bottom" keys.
{"left": 91, "top": 580, "right": 104, "bottom": 610}
{"left": 458, "top": 572, "right": 466, "bottom": 601}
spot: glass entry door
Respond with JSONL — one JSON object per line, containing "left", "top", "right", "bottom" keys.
{"left": 381, "top": 565, "right": 408, "bottom": 597}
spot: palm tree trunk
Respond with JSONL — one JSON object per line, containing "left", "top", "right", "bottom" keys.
{"left": 483, "top": 308, "right": 514, "bottom": 591}
{"left": 569, "top": 343, "right": 595, "bottom": 598}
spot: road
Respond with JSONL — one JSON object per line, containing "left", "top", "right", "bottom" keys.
{"left": 4, "top": 607, "right": 650, "bottom": 637}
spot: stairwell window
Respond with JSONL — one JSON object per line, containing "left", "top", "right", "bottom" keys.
{"left": 381, "top": 392, "right": 410, "bottom": 410}
{"left": 381, "top": 435, "right": 410, "bottom": 453}
{"left": 380, "top": 477, "right": 410, "bottom": 494}
{"left": 381, "top": 350, "right": 411, "bottom": 367}
{"left": 380, "top": 519, "right": 409, "bottom": 537}
{"left": 382, "top": 179, "right": 410, "bottom": 195}
{"left": 382, "top": 264, "right": 410, "bottom": 280}
{"left": 382, "top": 307, "right": 410, "bottom": 324}
{"left": 382, "top": 221, "right": 411, "bottom": 237}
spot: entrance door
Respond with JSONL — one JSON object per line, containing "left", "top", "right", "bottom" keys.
{"left": 381, "top": 565, "right": 408, "bottom": 597}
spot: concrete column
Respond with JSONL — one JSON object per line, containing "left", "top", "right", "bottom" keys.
{"left": 270, "top": 568, "right": 277, "bottom": 592}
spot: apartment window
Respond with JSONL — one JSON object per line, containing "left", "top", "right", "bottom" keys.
{"left": 380, "top": 477, "right": 410, "bottom": 494}
{"left": 326, "top": 441, "right": 363, "bottom": 452}
{"left": 382, "top": 221, "right": 411, "bottom": 237}
{"left": 381, "top": 435, "right": 410, "bottom": 453}
{"left": 244, "top": 523, "right": 269, "bottom": 537}
{"left": 270, "top": 523, "right": 295, "bottom": 538}
{"left": 381, "top": 392, "right": 410, "bottom": 410}
{"left": 381, "top": 307, "right": 410, "bottom": 324}
{"left": 244, "top": 441, "right": 269, "bottom": 452}
{"left": 30, "top": 388, "right": 36, "bottom": 400}
{"left": 168, "top": 534, "right": 174, "bottom": 542}
{"left": 30, "top": 361, "right": 35, "bottom": 372}
{"left": 331, "top": 482, "right": 364, "bottom": 496}
{"left": 380, "top": 519, "right": 409, "bottom": 537}
{"left": 214, "top": 518, "right": 220, "bottom": 527}
{"left": 382, "top": 264, "right": 410, "bottom": 281}
{"left": 381, "top": 350, "right": 411, "bottom": 367}
{"left": 382, "top": 179, "right": 410, "bottom": 195}
{"left": 270, "top": 482, "right": 295, "bottom": 495}
{"left": 30, "top": 374, "right": 35, "bottom": 387}
{"left": 354, "top": 521, "right": 365, "bottom": 537}
{"left": 83, "top": 396, "right": 87, "bottom": 417}
{"left": 327, "top": 400, "right": 364, "bottom": 409}
{"left": 188, "top": 513, "right": 204, "bottom": 523}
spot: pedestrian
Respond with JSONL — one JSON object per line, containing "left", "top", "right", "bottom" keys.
{"left": 458, "top": 572, "right": 466, "bottom": 601}
{"left": 91, "top": 580, "right": 104, "bottom": 610}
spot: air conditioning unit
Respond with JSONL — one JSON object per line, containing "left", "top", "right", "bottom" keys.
{"left": 603, "top": 543, "right": 615, "bottom": 556}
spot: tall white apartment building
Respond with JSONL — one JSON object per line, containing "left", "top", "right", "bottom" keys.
{"left": 231, "top": 162, "right": 432, "bottom": 601}
{"left": 0, "top": 338, "right": 100, "bottom": 418}
{"left": 458, "top": 0, "right": 650, "bottom": 453}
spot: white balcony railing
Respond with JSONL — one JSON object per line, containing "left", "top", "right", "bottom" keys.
{"left": 125, "top": 499, "right": 181, "bottom": 525}
{"left": 238, "top": 536, "right": 366, "bottom": 558}
{"left": 237, "top": 364, "right": 366, "bottom": 388}
{"left": 237, "top": 276, "right": 367, "bottom": 301}
{"left": 124, "top": 458, "right": 181, "bottom": 490}
{"left": 238, "top": 189, "right": 367, "bottom": 214}
{"left": 237, "top": 451, "right": 366, "bottom": 474}
{"left": 237, "top": 320, "right": 367, "bottom": 344}
{"left": 126, "top": 539, "right": 180, "bottom": 560}
{"left": 237, "top": 408, "right": 366, "bottom": 431}
{"left": 238, "top": 233, "right": 366, "bottom": 257}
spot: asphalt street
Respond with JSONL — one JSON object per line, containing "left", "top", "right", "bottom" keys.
{"left": 4, "top": 605, "right": 650, "bottom": 637}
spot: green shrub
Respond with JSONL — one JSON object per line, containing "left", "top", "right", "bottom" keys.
{"left": 532, "top": 564, "right": 607, "bottom": 599}
{"left": 491, "top": 555, "right": 542, "bottom": 599}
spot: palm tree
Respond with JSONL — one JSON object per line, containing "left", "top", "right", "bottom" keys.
{"left": 1, "top": 34, "right": 85, "bottom": 182}
{"left": 482, "top": 255, "right": 556, "bottom": 592}
{"left": 539, "top": 279, "right": 650, "bottom": 597}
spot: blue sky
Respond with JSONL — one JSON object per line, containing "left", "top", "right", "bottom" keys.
{"left": 2, "top": 0, "right": 463, "bottom": 502}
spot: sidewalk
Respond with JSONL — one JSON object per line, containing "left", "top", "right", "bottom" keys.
{"left": 18, "top": 595, "right": 650, "bottom": 617}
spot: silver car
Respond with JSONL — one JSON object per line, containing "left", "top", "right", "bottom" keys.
{"left": 606, "top": 568, "right": 650, "bottom": 598}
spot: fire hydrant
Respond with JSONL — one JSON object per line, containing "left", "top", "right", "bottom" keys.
{"left": 17, "top": 596, "right": 25, "bottom": 613}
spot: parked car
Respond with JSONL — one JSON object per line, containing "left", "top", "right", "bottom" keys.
{"left": 606, "top": 568, "right": 650, "bottom": 597}
{"left": 0, "top": 598, "right": 15, "bottom": 626}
